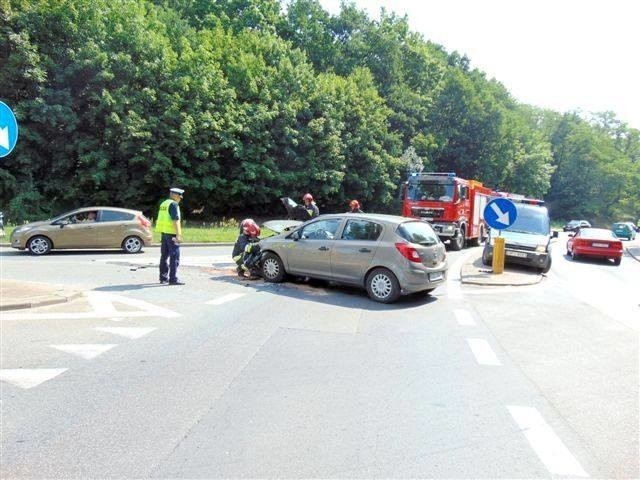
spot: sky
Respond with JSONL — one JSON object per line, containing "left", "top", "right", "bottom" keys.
{"left": 317, "top": 0, "right": 640, "bottom": 130}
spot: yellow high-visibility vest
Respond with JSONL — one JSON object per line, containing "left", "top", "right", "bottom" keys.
{"left": 155, "top": 199, "right": 180, "bottom": 234}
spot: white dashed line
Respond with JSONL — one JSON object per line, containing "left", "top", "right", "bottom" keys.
{"left": 454, "top": 309, "right": 476, "bottom": 326}
{"left": 206, "top": 293, "right": 247, "bottom": 305}
{"left": 50, "top": 344, "right": 117, "bottom": 360}
{"left": 0, "top": 368, "right": 68, "bottom": 389}
{"left": 507, "top": 405, "right": 589, "bottom": 477}
{"left": 95, "top": 327, "right": 156, "bottom": 339}
{"left": 466, "top": 338, "right": 502, "bottom": 365}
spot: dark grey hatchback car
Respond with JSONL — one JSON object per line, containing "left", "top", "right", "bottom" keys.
{"left": 259, "top": 213, "right": 448, "bottom": 303}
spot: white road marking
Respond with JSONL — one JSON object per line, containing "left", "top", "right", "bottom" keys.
{"left": 87, "top": 292, "right": 181, "bottom": 318}
{"left": 206, "top": 293, "right": 246, "bottom": 305}
{"left": 454, "top": 309, "right": 476, "bottom": 326}
{"left": 1, "top": 293, "right": 180, "bottom": 321}
{"left": 50, "top": 344, "right": 117, "bottom": 360}
{"left": 507, "top": 405, "right": 589, "bottom": 477}
{"left": 0, "top": 368, "right": 68, "bottom": 389}
{"left": 95, "top": 327, "right": 156, "bottom": 339}
{"left": 466, "top": 338, "right": 502, "bottom": 365}
{"left": 87, "top": 292, "right": 119, "bottom": 315}
{"left": 447, "top": 249, "right": 480, "bottom": 299}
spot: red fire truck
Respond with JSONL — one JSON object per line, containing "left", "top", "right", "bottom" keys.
{"left": 400, "top": 172, "right": 496, "bottom": 250}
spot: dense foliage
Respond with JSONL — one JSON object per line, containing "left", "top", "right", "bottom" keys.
{"left": 1, "top": 0, "right": 638, "bottom": 224}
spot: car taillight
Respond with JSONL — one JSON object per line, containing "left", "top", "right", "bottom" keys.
{"left": 138, "top": 215, "right": 151, "bottom": 229}
{"left": 395, "top": 242, "right": 421, "bottom": 262}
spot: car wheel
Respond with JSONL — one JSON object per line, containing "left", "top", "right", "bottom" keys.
{"left": 540, "top": 256, "right": 552, "bottom": 274}
{"left": 365, "top": 267, "right": 400, "bottom": 303}
{"left": 122, "top": 235, "right": 143, "bottom": 254}
{"left": 613, "top": 257, "right": 621, "bottom": 266}
{"left": 450, "top": 226, "right": 465, "bottom": 251}
{"left": 481, "top": 245, "right": 492, "bottom": 266}
{"left": 27, "top": 235, "right": 52, "bottom": 255}
{"left": 262, "top": 252, "right": 285, "bottom": 283}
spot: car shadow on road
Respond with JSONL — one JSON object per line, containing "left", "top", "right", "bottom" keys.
{"left": 206, "top": 268, "right": 438, "bottom": 311}
{"left": 563, "top": 253, "right": 621, "bottom": 267}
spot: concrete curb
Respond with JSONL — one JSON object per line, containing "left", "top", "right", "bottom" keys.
{"left": 0, "top": 291, "right": 83, "bottom": 312}
{"left": 626, "top": 245, "right": 640, "bottom": 262}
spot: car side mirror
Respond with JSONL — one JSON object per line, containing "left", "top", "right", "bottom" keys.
{"left": 291, "top": 230, "right": 300, "bottom": 241}
{"left": 567, "top": 232, "right": 574, "bottom": 237}
{"left": 552, "top": 231, "right": 558, "bottom": 238}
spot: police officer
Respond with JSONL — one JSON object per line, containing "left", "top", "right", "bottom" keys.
{"left": 156, "top": 187, "right": 185, "bottom": 285}
{"left": 302, "top": 193, "right": 319, "bottom": 218}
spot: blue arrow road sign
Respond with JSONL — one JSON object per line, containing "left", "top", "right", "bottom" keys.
{"left": 484, "top": 198, "right": 517, "bottom": 230}
{"left": 0, "top": 101, "right": 19, "bottom": 158}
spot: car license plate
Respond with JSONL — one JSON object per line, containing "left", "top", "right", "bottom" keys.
{"left": 592, "top": 242, "right": 608, "bottom": 248}
{"left": 429, "top": 272, "right": 443, "bottom": 281}
{"left": 506, "top": 251, "right": 528, "bottom": 258}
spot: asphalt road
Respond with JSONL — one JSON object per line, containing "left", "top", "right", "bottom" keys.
{"left": 0, "top": 236, "right": 638, "bottom": 478}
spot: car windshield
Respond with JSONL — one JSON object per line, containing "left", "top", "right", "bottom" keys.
{"left": 397, "top": 221, "right": 440, "bottom": 245}
{"left": 407, "top": 181, "right": 455, "bottom": 202}
{"left": 567, "top": 220, "right": 580, "bottom": 227}
{"left": 612, "top": 223, "right": 627, "bottom": 229}
{"left": 505, "top": 205, "right": 550, "bottom": 235}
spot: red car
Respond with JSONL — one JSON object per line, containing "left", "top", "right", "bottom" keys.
{"left": 566, "top": 227, "right": 624, "bottom": 265}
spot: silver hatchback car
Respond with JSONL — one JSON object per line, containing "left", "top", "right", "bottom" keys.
{"left": 259, "top": 213, "right": 448, "bottom": 303}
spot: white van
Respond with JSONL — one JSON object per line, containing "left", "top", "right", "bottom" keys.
{"left": 482, "top": 200, "right": 558, "bottom": 273}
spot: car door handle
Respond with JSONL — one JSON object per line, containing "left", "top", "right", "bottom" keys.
{"left": 359, "top": 248, "right": 371, "bottom": 253}
{"left": 318, "top": 246, "right": 329, "bottom": 251}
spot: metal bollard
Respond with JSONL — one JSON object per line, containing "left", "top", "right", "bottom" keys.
{"left": 492, "top": 236, "right": 505, "bottom": 274}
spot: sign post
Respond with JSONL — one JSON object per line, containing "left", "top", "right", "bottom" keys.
{"left": 483, "top": 198, "right": 517, "bottom": 274}
{"left": 0, "top": 100, "right": 19, "bottom": 158}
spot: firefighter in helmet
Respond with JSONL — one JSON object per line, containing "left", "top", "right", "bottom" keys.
{"left": 232, "top": 219, "right": 261, "bottom": 278}
{"left": 348, "top": 199, "right": 363, "bottom": 213}
{"left": 302, "top": 193, "right": 319, "bottom": 218}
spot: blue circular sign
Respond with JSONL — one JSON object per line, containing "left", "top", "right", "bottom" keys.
{"left": 0, "top": 101, "right": 19, "bottom": 158}
{"left": 484, "top": 198, "right": 517, "bottom": 230}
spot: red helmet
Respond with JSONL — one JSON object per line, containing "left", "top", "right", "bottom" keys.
{"left": 303, "top": 193, "right": 313, "bottom": 202}
{"left": 349, "top": 199, "right": 360, "bottom": 209}
{"left": 241, "top": 218, "right": 260, "bottom": 237}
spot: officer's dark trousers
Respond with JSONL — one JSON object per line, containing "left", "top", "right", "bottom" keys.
{"left": 160, "top": 233, "right": 180, "bottom": 283}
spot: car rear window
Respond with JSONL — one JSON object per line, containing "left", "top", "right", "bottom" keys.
{"left": 100, "top": 210, "right": 134, "bottom": 222}
{"left": 579, "top": 228, "right": 616, "bottom": 239}
{"left": 397, "top": 221, "right": 439, "bottom": 246}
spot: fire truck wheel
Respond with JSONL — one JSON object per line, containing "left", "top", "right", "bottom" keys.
{"left": 450, "top": 227, "right": 465, "bottom": 251}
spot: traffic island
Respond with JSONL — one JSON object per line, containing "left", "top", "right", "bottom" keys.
{"left": 460, "top": 252, "right": 543, "bottom": 286}
{"left": 0, "top": 280, "right": 83, "bottom": 311}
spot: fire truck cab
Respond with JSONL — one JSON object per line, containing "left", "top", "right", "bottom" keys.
{"left": 401, "top": 172, "right": 494, "bottom": 250}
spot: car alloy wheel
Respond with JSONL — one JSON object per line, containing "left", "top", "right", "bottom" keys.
{"left": 28, "top": 236, "right": 52, "bottom": 255}
{"left": 261, "top": 253, "right": 285, "bottom": 283}
{"left": 366, "top": 268, "right": 400, "bottom": 303}
{"left": 123, "top": 236, "right": 143, "bottom": 254}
